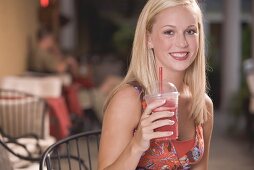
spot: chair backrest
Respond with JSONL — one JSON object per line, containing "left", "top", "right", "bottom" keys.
{"left": 0, "top": 76, "right": 62, "bottom": 98}
{"left": 40, "top": 130, "right": 101, "bottom": 170}
{"left": 0, "top": 89, "right": 48, "bottom": 139}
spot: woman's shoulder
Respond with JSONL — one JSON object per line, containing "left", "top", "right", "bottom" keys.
{"left": 202, "top": 94, "right": 214, "bottom": 129}
{"left": 103, "top": 83, "right": 143, "bottom": 127}
{"left": 112, "top": 83, "right": 143, "bottom": 103}
{"left": 204, "top": 94, "right": 213, "bottom": 117}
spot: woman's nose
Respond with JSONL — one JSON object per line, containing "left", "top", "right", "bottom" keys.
{"left": 175, "top": 33, "right": 188, "bottom": 48}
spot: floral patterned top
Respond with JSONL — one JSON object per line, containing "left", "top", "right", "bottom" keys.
{"left": 136, "top": 125, "right": 204, "bottom": 170}
{"left": 127, "top": 81, "right": 205, "bottom": 170}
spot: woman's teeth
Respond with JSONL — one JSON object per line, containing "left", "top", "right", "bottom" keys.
{"left": 170, "top": 52, "right": 189, "bottom": 61}
{"left": 170, "top": 52, "right": 188, "bottom": 57}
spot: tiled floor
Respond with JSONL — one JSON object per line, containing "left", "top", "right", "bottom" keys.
{"left": 209, "top": 112, "right": 254, "bottom": 170}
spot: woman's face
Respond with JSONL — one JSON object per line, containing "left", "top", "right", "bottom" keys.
{"left": 148, "top": 5, "right": 199, "bottom": 73}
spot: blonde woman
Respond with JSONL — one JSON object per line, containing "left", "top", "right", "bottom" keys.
{"left": 98, "top": 0, "right": 213, "bottom": 169}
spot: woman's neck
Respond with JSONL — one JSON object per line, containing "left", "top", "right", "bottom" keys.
{"left": 158, "top": 68, "right": 185, "bottom": 93}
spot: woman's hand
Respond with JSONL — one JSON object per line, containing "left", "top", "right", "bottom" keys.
{"left": 132, "top": 99, "right": 175, "bottom": 152}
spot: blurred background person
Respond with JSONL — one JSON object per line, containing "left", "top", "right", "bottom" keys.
{"left": 28, "top": 26, "right": 121, "bottom": 124}
{"left": 28, "top": 26, "right": 79, "bottom": 76}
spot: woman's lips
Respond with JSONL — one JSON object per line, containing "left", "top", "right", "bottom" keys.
{"left": 169, "top": 52, "right": 189, "bottom": 61}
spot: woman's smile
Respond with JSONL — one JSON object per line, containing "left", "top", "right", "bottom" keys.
{"left": 169, "top": 52, "right": 189, "bottom": 61}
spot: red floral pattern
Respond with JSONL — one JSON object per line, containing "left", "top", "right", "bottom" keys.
{"left": 137, "top": 125, "right": 204, "bottom": 170}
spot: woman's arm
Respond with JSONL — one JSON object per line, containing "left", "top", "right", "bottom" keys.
{"left": 98, "top": 85, "right": 173, "bottom": 170}
{"left": 192, "top": 94, "right": 214, "bottom": 170}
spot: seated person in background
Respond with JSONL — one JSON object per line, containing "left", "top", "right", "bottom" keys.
{"left": 28, "top": 27, "right": 121, "bottom": 123}
{"left": 28, "top": 27, "right": 79, "bottom": 76}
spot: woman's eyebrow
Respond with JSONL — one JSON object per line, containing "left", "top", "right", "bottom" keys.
{"left": 161, "top": 24, "right": 197, "bottom": 29}
{"left": 187, "top": 25, "right": 197, "bottom": 29}
{"left": 162, "top": 25, "right": 176, "bottom": 28}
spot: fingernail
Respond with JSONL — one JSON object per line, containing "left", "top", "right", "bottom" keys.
{"left": 169, "top": 131, "right": 174, "bottom": 135}
{"left": 169, "top": 111, "right": 174, "bottom": 116}
{"left": 170, "top": 120, "right": 175, "bottom": 125}
{"left": 160, "top": 99, "right": 166, "bottom": 103}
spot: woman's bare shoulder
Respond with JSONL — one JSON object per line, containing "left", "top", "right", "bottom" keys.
{"left": 205, "top": 94, "right": 214, "bottom": 118}
{"left": 203, "top": 94, "right": 214, "bottom": 131}
{"left": 99, "top": 84, "right": 143, "bottom": 169}
{"left": 103, "top": 84, "right": 143, "bottom": 130}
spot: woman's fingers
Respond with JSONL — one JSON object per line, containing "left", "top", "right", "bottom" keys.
{"left": 139, "top": 118, "right": 174, "bottom": 136}
{"left": 153, "top": 106, "right": 172, "bottom": 112}
{"left": 148, "top": 119, "right": 175, "bottom": 130}
{"left": 148, "top": 111, "right": 174, "bottom": 122}
{"left": 149, "top": 131, "right": 173, "bottom": 139}
{"left": 140, "top": 111, "right": 174, "bottom": 128}
{"left": 142, "top": 99, "right": 166, "bottom": 118}
{"left": 135, "top": 100, "right": 176, "bottom": 150}
{"left": 135, "top": 113, "right": 175, "bottom": 151}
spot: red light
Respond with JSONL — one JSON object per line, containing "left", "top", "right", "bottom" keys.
{"left": 40, "top": 0, "right": 49, "bottom": 8}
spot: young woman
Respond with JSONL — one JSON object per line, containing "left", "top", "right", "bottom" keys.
{"left": 98, "top": 0, "right": 213, "bottom": 169}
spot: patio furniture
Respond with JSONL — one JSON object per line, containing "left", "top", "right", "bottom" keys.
{"left": 40, "top": 130, "right": 101, "bottom": 170}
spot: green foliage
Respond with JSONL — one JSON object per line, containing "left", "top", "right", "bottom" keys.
{"left": 242, "top": 23, "right": 251, "bottom": 60}
{"left": 228, "top": 82, "right": 249, "bottom": 116}
{"left": 113, "top": 23, "right": 135, "bottom": 57}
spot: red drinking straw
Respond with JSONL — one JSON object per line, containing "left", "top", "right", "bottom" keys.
{"left": 159, "top": 67, "right": 163, "bottom": 93}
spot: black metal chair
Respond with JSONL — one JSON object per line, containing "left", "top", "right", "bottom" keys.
{"left": 0, "top": 88, "right": 48, "bottom": 138}
{"left": 40, "top": 130, "right": 101, "bottom": 170}
{"left": 0, "top": 88, "right": 50, "bottom": 165}
{"left": 0, "top": 129, "right": 42, "bottom": 162}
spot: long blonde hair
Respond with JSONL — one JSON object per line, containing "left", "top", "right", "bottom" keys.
{"left": 105, "top": 0, "right": 208, "bottom": 124}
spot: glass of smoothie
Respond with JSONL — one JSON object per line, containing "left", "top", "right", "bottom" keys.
{"left": 144, "top": 81, "right": 179, "bottom": 141}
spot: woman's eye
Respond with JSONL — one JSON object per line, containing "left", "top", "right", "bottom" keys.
{"left": 186, "top": 29, "right": 197, "bottom": 35}
{"left": 163, "top": 30, "right": 174, "bottom": 35}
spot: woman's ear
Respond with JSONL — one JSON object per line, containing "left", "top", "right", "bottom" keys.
{"left": 147, "top": 33, "right": 154, "bottom": 49}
